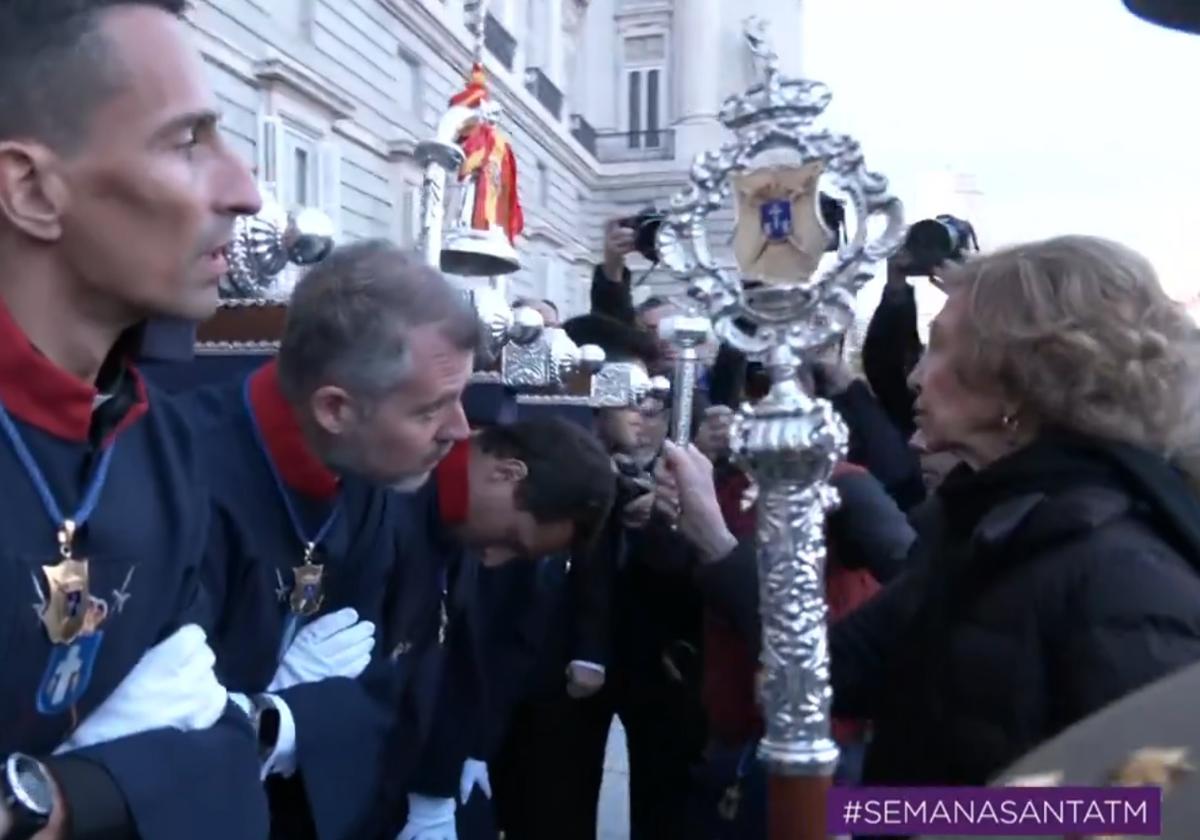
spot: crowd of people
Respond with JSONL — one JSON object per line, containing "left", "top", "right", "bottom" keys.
{"left": 3, "top": 3, "right": 1200, "bottom": 840}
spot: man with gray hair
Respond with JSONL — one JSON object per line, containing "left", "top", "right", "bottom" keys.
{"left": 177, "top": 238, "right": 480, "bottom": 839}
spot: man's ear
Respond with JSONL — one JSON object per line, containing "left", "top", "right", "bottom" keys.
{"left": 309, "top": 385, "right": 356, "bottom": 437}
{"left": 492, "top": 457, "right": 528, "bottom": 484}
{"left": 0, "top": 142, "right": 68, "bottom": 241}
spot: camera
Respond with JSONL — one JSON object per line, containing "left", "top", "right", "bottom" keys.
{"left": 618, "top": 208, "right": 667, "bottom": 264}
{"left": 899, "top": 215, "right": 979, "bottom": 276}
{"left": 819, "top": 192, "right": 846, "bottom": 253}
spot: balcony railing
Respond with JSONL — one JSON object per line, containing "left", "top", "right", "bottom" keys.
{"left": 592, "top": 130, "right": 675, "bottom": 163}
{"left": 524, "top": 67, "right": 564, "bottom": 120}
{"left": 569, "top": 114, "right": 597, "bottom": 156}
{"left": 484, "top": 13, "right": 516, "bottom": 70}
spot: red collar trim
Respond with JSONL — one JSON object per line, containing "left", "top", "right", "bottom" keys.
{"left": 435, "top": 439, "right": 471, "bottom": 525}
{"left": 247, "top": 361, "right": 339, "bottom": 501}
{"left": 0, "top": 299, "right": 148, "bottom": 443}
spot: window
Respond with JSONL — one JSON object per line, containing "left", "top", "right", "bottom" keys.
{"left": 282, "top": 127, "right": 319, "bottom": 210}
{"left": 622, "top": 34, "right": 666, "bottom": 150}
{"left": 397, "top": 52, "right": 421, "bottom": 116}
{"left": 537, "top": 161, "right": 549, "bottom": 207}
{"left": 257, "top": 113, "right": 342, "bottom": 234}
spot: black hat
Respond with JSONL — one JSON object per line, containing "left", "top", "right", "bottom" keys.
{"left": 562, "top": 313, "right": 660, "bottom": 367}
{"left": 1124, "top": 0, "right": 1200, "bottom": 34}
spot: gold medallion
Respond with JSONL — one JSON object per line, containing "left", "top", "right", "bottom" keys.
{"left": 40, "top": 559, "right": 108, "bottom": 645}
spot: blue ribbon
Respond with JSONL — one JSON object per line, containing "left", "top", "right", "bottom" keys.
{"left": 241, "top": 376, "right": 342, "bottom": 561}
{"left": 0, "top": 401, "right": 115, "bottom": 540}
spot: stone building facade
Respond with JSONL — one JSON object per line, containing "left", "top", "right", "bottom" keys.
{"left": 190, "top": 0, "right": 804, "bottom": 314}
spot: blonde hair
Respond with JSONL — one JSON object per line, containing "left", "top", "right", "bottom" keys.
{"left": 943, "top": 235, "right": 1200, "bottom": 490}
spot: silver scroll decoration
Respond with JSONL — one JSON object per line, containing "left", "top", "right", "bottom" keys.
{"left": 656, "top": 16, "right": 906, "bottom": 776}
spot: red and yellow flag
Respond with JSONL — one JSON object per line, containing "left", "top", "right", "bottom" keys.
{"left": 448, "top": 64, "right": 525, "bottom": 243}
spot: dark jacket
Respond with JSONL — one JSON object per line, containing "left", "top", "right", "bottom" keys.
{"left": 702, "top": 434, "right": 1200, "bottom": 788}
{"left": 590, "top": 264, "right": 636, "bottom": 325}
{"left": 842, "top": 435, "right": 1200, "bottom": 789}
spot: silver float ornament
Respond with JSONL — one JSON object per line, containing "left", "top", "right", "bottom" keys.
{"left": 502, "top": 326, "right": 604, "bottom": 390}
{"left": 657, "top": 15, "right": 906, "bottom": 784}
{"left": 468, "top": 287, "right": 544, "bottom": 368}
{"left": 221, "top": 186, "right": 337, "bottom": 299}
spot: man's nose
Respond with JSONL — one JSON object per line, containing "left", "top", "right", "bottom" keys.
{"left": 440, "top": 401, "right": 470, "bottom": 442}
{"left": 213, "top": 145, "right": 263, "bottom": 218}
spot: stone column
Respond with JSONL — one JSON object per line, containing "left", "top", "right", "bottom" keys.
{"left": 673, "top": 0, "right": 723, "bottom": 163}
{"left": 548, "top": 0, "right": 565, "bottom": 89}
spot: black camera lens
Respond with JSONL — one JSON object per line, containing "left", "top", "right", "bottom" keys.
{"left": 901, "top": 214, "right": 978, "bottom": 275}
{"left": 905, "top": 218, "right": 957, "bottom": 269}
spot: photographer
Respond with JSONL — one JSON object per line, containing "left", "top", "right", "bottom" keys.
{"left": 863, "top": 214, "right": 978, "bottom": 442}
{"left": 591, "top": 217, "right": 638, "bottom": 324}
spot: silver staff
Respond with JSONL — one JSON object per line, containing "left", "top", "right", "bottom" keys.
{"left": 658, "top": 311, "right": 713, "bottom": 445}
{"left": 656, "top": 15, "right": 905, "bottom": 809}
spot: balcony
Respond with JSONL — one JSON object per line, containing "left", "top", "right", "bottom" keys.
{"left": 592, "top": 130, "right": 675, "bottom": 163}
{"left": 484, "top": 13, "right": 516, "bottom": 70}
{"left": 569, "top": 114, "right": 597, "bottom": 156}
{"left": 524, "top": 67, "right": 564, "bottom": 120}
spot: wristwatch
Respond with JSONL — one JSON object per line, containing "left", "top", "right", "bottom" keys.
{"left": 250, "top": 695, "right": 281, "bottom": 761}
{"left": 2, "top": 753, "right": 53, "bottom": 840}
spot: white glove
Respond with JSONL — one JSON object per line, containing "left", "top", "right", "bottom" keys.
{"left": 459, "top": 758, "right": 491, "bottom": 805}
{"left": 397, "top": 794, "right": 456, "bottom": 840}
{"left": 268, "top": 607, "right": 375, "bottom": 692}
{"left": 56, "top": 625, "right": 226, "bottom": 753}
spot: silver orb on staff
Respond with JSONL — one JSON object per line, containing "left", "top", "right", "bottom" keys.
{"left": 656, "top": 15, "right": 905, "bottom": 835}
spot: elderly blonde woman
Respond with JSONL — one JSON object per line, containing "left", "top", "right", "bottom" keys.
{"left": 659, "top": 235, "right": 1200, "bottom": 791}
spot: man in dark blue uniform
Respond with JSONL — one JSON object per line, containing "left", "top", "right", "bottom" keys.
{"left": 177, "top": 240, "right": 482, "bottom": 840}
{"left": 0, "top": 2, "right": 265, "bottom": 839}
{"left": 492, "top": 313, "right": 707, "bottom": 840}
{"left": 397, "top": 420, "right": 616, "bottom": 840}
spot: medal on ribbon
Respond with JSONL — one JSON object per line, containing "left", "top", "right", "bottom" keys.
{"left": 38, "top": 520, "right": 109, "bottom": 644}
{"left": 289, "top": 544, "right": 326, "bottom": 617}
{"left": 0, "top": 394, "right": 122, "bottom": 718}
{"left": 243, "top": 377, "right": 341, "bottom": 623}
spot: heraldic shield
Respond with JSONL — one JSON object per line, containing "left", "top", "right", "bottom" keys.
{"left": 732, "top": 161, "right": 830, "bottom": 285}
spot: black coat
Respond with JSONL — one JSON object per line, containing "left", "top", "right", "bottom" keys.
{"left": 701, "top": 434, "right": 1200, "bottom": 788}
{"left": 833, "top": 435, "right": 1200, "bottom": 786}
